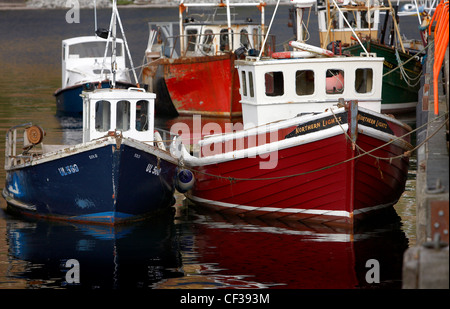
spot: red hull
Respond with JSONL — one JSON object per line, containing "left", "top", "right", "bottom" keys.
{"left": 183, "top": 108, "right": 412, "bottom": 227}
{"left": 163, "top": 54, "right": 242, "bottom": 117}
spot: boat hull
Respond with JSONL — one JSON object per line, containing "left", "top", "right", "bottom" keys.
{"left": 54, "top": 81, "right": 134, "bottom": 116}
{"left": 344, "top": 41, "right": 422, "bottom": 114}
{"left": 145, "top": 54, "right": 242, "bottom": 118}
{"left": 180, "top": 106, "right": 412, "bottom": 227}
{"left": 3, "top": 138, "right": 178, "bottom": 225}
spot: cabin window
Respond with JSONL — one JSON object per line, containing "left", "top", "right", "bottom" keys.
{"left": 136, "top": 100, "right": 150, "bottom": 132}
{"left": 241, "top": 71, "right": 247, "bottom": 96}
{"left": 342, "top": 12, "right": 356, "bottom": 28}
{"left": 69, "top": 42, "right": 123, "bottom": 58}
{"left": 252, "top": 28, "right": 259, "bottom": 49}
{"left": 202, "top": 29, "right": 214, "bottom": 53}
{"left": 249, "top": 71, "right": 254, "bottom": 97}
{"left": 265, "top": 71, "right": 284, "bottom": 96}
{"left": 116, "top": 100, "right": 130, "bottom": 131}
{"left": 296, "top": 70, "right": 315, "bottom": 96}
{"left": 360, "top": 11, "right": 373, "bottom": 29}
{"left": 220, "top": 29, "right": 233, "bottom": 51}
{"left": 355, "top": 68, "right": 373, "bottom": 93}
{"left": 95, "top": 100, "right": 111, "bottom": 132}
{"left": 326, "top": 69, "right": 344, "bottom": 94}
{"left": 186, "top": 29, "right": 198, "bottom": 52}
{"left": 240, "top": 29, "right": 250, "bottom": 49}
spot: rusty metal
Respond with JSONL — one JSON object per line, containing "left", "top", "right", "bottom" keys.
{"left": 430, "top": 200, "right": 449, "bottom": 244}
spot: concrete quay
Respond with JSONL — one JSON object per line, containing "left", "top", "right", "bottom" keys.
{"left": 403, "top": 34, "right": 449, "bottom": 289}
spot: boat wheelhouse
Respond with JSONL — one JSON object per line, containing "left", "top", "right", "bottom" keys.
{"left": 142, "top": 0, "right": 273, "bottom": 117}
{"left": 54, "top": 36, "right": 134, "bottom": 115}
{"left": 237, "top": 54, "right": 383, "bottom": 128}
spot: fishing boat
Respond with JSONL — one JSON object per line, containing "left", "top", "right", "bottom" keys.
{"left": 315, "top": 0, "right": 423, "bottom": 114}
{"left": 2, "top": 1, "right": 189, "bottom": 225}
{"left": 170, "top": 0, "right": 413, "bottom": 227}
{"left": 141, "top": 0, "right": 274, "bottom": 118}
{"left": 54, "top": 26, "right": 135, "bottom": 116}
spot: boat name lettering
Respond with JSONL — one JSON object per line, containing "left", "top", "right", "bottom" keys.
{"left": 146, "top": 163, "right": 161, "bottom": 176}
{"left": 58, "top": 164, "right": 79, "bottom": 176}
{"left": 383, "top": 60, "right": 394, "bottom": 69}
{"left": 285, "top": 114, "right": 347, "bottom": 139}
{"left": 357, "top": 112, "right": 393, "bottom": 134}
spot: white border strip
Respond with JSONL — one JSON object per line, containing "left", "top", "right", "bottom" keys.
{"left": 189, "top": 196, "right": 395, "bottom": 218}
{"left": 189, "top": 195, "right": 351, "bottom": 218}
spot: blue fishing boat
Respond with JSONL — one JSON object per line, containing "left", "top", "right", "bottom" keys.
{"left": 3, "top": 87, "right": 184, "bottom": 225}
{"left": 2, "top": 1, "right": 192, "bottom": 225}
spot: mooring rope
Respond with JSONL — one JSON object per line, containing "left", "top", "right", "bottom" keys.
{"left": 182, "top": 110, "right": 448, "bottom": 182}
{"left": 383, "top": 43, "right": 431, "bottom": 78}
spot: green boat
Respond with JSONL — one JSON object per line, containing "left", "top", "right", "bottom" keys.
{"left": 316, "top": 0, "right": 423, "bottom": 114}
{"left": 344, "top": 40, "right": 422, "bottom": 114}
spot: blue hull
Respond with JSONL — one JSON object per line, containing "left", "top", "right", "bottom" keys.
{"left": 3, "top": 139, "right": 178, "bottom": 225}
{"left": 54, "top": 81, "right": 134, "bottom": 116}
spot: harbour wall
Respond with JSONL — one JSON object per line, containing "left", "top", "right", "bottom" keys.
{"left": 403, "top": 31, "right": 449, "bottom": 288}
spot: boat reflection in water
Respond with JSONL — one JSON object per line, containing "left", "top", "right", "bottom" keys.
{"left": 162, "top": 203, "right": 409, "bottom": 289}
{"left": 5, "top": 213, "right": 183, "bottom": 289}
{"left": 5, "top": 202, "right": 409, "bottom": 289}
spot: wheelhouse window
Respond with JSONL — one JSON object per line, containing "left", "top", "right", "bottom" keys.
{"left": 95, "top": 100, "right": 110, "bottom": 132}
{"left": 186, "top": 29, "right": 198, "bottom": 52}
{"left": 249, "top": 71, "right": 254, "bottom": 97}
{"left": 241, "top": 71, "right": 247, "bottom": 96}
{"left": 116, "top": 100, "right": 130, "bottom": 131}
{"left": 220, "top": 29, "right": 233, "bottom": 51}
{"left": 202, "top": 29, "right": 214, "bottom": 53}
{"left": 69, "top": 42, "right": 123, "bottom": 58}
{"left": 265, "top": 71, "right": 284, "bottom": 96}
{"left": 326, "top": 69, "right": 344, "bottom": 94}
{"left": 240, "top": 29, "right": 250, "bottom": 49}
{"left": 136, "top": 100, "right": 150, "bottom": 132}
{"left": 296, "top": 70, "right": 315, "bottom": 96}
{"left": 355, "top": 68, "right": 373, "bottom": 93}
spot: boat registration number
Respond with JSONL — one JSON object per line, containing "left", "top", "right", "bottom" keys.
{"left": 146, "top": 163, "right": 161, "bottom": 176}
{"left": 58, "top": 164, "right": 79, "bottom": 176}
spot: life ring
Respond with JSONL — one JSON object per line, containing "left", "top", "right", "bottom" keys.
{"left": 272, "top": 51, "right": 316, "bottom": 59}
{"left": 26, "top": 125, "right": 45, "bottom": 145}
{"left": 289, "top": 41, "right": 335, "bottom": 57}
{"left": 154, "top": 130, "right": 166, "bottom": 150}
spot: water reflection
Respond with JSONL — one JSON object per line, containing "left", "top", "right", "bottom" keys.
{"left": 3, "top": 199, "right": 409, "bottom": 289}
{"left": 173, "top": 206, "right": 409, "bottom": 289}
{"left": 5, "top": 212, "right": 183, "bottom": 289}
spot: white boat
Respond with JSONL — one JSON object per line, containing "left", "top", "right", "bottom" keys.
{"left": 54, "top": 26, "right": 135, "bottom": 115}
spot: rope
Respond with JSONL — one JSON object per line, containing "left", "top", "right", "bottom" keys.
{"left": 382, "top": 43, "right": 430, "bottom": 78}
{"left": 395, "top": 48, "right": 423, "bottom": 87}
{"left": 183, "top": 110, "right": 448, "bottom": 182}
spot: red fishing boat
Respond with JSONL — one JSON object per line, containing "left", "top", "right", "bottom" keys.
{"left": 142, "top": 0, "right": 274, "bottom": 118}
{"left": 169, "top": 1, "right": 413, "bottom": 227}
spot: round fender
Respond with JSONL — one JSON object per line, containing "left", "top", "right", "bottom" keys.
{"left": 175, "top": 168, "right": 195, "bottom": 193}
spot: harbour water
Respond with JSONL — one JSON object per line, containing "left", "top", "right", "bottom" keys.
{"left": 0, "top": 6, "right": 420, "bottom": 290}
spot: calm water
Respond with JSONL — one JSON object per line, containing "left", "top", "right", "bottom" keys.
{"left": 0, "top": 6, "right": 420, "bottom": 290}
